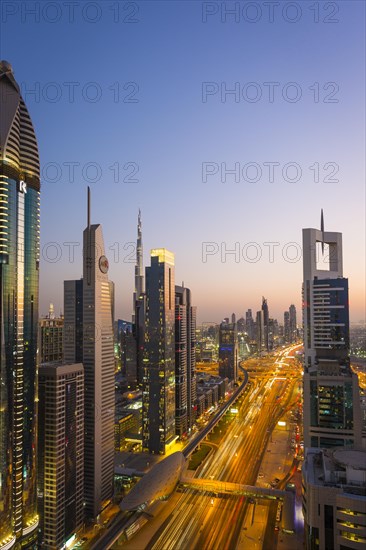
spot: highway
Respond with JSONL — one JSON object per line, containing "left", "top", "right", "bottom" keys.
{"left": 146, "top": 345, "right": 302, "bottom": 550}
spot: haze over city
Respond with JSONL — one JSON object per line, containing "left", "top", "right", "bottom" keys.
{"left": 2, "top": 1, "right": 365, "bottom": 323}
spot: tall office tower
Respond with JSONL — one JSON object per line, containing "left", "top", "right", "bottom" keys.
{"left": 302, "top": 218, "right": 362, "bottom": 449}
{"left": 218, "top": 322, "right": 238, "bottom": 381}
{"left": 133, "top": 210, "right": 145, "bottom": 387}
{"left": 231, "top": 312, "right": 236, "bottom": 324}
{"left": 175, "top": 289, "right": 188, "bottom": 436}
{"left": 245, "top": 309, "right": 254, "bottom": 340}
{"left": 0, "top": 60, "right": 40, "bottom": 548}
{"left": 64, "top": 279, "right": 83, "bottom": 363}
{"left": 83, "top": 188, "right": 115, "bottom": 517}
{"left": 39, "top": 309, "right": 64, "bottom": 363}
{"left": 261, "top": 297, "right": 269, "bottom": 351}
{"left": 142, "top": 249, "right": 176, "bottom": 454}
{"left": 38, "top": 363, "right": 84, "bottom": 549}
{"left": 289, "top": 304, "right": 297, "bottom": 343}
{"left": 175, "top": 285, "right": 197, "bottom": 435}
{"left": 284, "top": 311, "right": 290, "bottom": 343}
{"left": 256, "top": 310, "right": 264, "bottom": 353}
{"left": 122, "top": 327, "right": 137, "bottom": 389}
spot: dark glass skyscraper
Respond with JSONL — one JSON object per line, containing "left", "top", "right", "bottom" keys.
{"left": 142, "top": 249, "right": 176, "bottom": 454}
{"left": 218, "top": 322, "right": 238, "bottom": 381}
{"left": 0, "top": 61, "right": 40, "bottom": 548}
{"left": 175, "top": 285, "right": 197, "bottom": 436}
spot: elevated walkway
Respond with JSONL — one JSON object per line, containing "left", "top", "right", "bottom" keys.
{"left": 180, "top": 476, "right": 285, "bottom": 500}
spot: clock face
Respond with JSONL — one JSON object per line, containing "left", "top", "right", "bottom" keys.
{"left": 99, "top": 255, "right": 109, "bottom": 274}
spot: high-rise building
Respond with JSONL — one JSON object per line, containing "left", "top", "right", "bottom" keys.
{"left": 245, "top": 309, "right": 254, "bottom": 340}
{"left": 261, "top": 297, "right": 269, "bottom": 351}
{"left": 0, "top": 60, "right": 40, "bottom": 547}
{"left": 302, "top": 218, "right": 362, "bottom": 450}
{"left": 256, "top": 310, "right": 264, "bottom": 353}
{"left": 64, "top": 279, "right": 83, "bottom": 364}
{"left": 231, "top": 312, "right": 236, "bottom": 324}
{"left": 142, "top": 249, "right": 176, "bottom": 454}
{"left": 38, "top": 362, "right": 84, "bottom": 549}
{"left": 175, "top": 285, "right": 197, "bottom": 436}
{"left": 289, "top": 304, "right": 297, "bottom": 343}
{"left": 218, "top": 322, "right": 238, "bottom": 381}
{"left": 39, "top": 304, "right": 64, "bottom": 363}
{"left": 133, "top": 210, "right": 145, "bottom": 387}
{"left": 83, "top": 188, "right": 115, "bottom": 517}
{"left": 284, "top": 311, "right": 290, "bottom": 343}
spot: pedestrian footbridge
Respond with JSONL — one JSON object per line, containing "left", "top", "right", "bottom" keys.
{"left": 180, "top": 476, "right": 286, "bottom": 500}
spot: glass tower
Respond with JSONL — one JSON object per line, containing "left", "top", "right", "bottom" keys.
{"left": 302, "top": 224, "right": 362, "bottom": 449}
{"left": 142, "top": 249, "right": 176, "bottom": 454}
{"left": 0, "top": 61, "right": 40, "bottom": 548}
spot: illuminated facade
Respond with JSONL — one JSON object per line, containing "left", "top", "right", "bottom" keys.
{"left": 38, "top": 362, "right": 84, "bottom": 549}
{"left": 175, "top": 285, "right": 197, "bottom": 436}
{"left": 39, "top": 307, "right": 63, "bottom": 363}
{"left": 142, "top": 249, "right": 176, "bottom": 454}
{"left": 83, "top": 188, "right": 115, "bottom": 518}
{"left": 218, "top": 322, "right": 238, "bottom": 381}
{"left": 303, "top": 448, "right": 366, "bottom": 550}
{"left": 302, "top": 223, "right": 362, "bottom": 450}
{"left": 0, "top": 60, "right": 40, "bottom": 549}
{"left": 133, "top": 210, "right": 145, "bottom": 388}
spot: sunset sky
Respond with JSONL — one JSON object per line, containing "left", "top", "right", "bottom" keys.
{"left": 3, "top": 0, "right": 365, "bottom": 323}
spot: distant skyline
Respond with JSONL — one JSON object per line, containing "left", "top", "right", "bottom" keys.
{"left": 3, "top": 1, "right": 365, "bottom": 323}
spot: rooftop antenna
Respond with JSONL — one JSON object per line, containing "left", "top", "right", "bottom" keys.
{"left": 321, "top": 208, "right": 324, "bottom": 254}
{"left": 87, "top": 186, "right": 91, "bottom": 229}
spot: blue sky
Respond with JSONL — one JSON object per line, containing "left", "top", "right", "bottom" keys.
{"left": 2, "top": 0, "right": 365, "bottom": 322}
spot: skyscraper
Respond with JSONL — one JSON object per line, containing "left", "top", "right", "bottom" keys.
{"left": 133, "top": 210, "right": 145, "bottom": 387}
{"left": 261, "top": 297, "right": 269, "bottom": 351}
{"left": 64, "top": 279, "right": 83, "bottom": 364}
{"left": 142, "top": 249, "right": 176, "bottom": 454}
{"left": 218, "top": 322, "right": 238, "bottom": 381}
{"left": 284, "top": 311, "right": 290, "bottom": 343}
{"left": 256, "top": 310, "right": 264, "bottom": 353}
{"left": 39, "top": 304, "right": 63, "bottom": 363}
{"left": 83, "top": 188, "right": 115, "bottom": 517}
{"left": 245, "top": 309, "right": 254, "bottom": 340}
{"left": 175, "top": 285, "right": 197, "bottom": 436}
{"left": 38, "top": 362, "right": 84, "bottom": 549}
{"left": 0, "top": 60, "right": 40, "bottom": 548}
{"left": 302, "top": 217, "right": 362, "bottom": 449}
{"left": 289, "top": 304, "right": 297, "bottom": 343}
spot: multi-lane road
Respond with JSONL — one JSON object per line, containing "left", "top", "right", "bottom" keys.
{"left": 146, "top": 345, "right": 302, "bottom": 550}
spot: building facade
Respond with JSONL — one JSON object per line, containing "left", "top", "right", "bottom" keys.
{"left": 142, "top": 249, "right": 176, "bottom": 454}
{"left": 83, "top": 189, "right": 115, "bottom": 518}
{"left": 218, "top": 321, "right": 238, "bottom": 381}
{"left": 63, "top": 279, "right": 83, "bottom": 364}
{"left": 38, "top": 363, "right": 84, "bottom": 549}
{"left": 302, "top": 225, "right": 362, "bottom": 449}
{"left": 39, "top": 306, "right": 64, "bottom": 363}
{"left": 175, "top": 285, "right": 197, "bottom": 436}
{"left": 0, "top": 60, "right": 40, "bottom": 548}
{"left": 303, "top": 447, "right": 366, "bottom": 550}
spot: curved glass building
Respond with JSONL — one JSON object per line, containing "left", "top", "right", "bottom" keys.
{"left": 0, "top": 60, "right": 40, "bottom": 549}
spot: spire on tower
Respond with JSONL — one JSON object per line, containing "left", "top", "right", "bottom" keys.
{"left": 87, "top": 186, "right": 91, "bottom": 229}
{"left": 321, "top": 208, "right": 324, "bottom": 254}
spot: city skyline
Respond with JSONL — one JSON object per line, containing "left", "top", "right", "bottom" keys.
{"left": 2, "top": 1, "right": 364, "bottom": 324}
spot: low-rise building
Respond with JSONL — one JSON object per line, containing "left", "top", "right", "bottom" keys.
{"left": 302, "top": 447, "right": 366, "bottom": 550}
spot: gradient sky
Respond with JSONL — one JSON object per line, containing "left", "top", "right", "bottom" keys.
{"left": 2, "top": 0, "right": 365, "bottom": 323}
